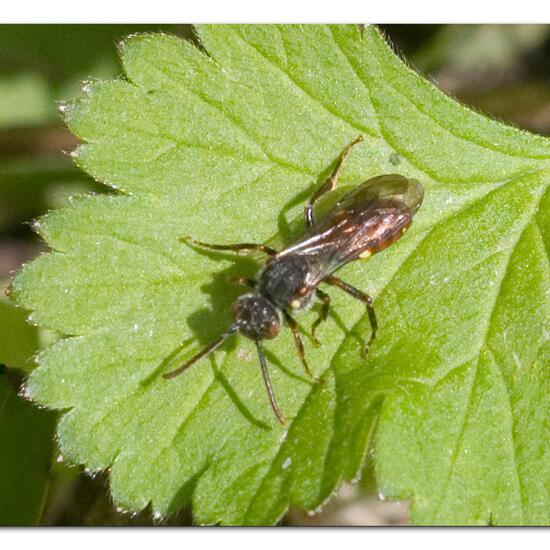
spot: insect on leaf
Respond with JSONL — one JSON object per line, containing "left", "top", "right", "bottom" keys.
{"left": 11, "top": 25, "right": 550, "bottom": 525}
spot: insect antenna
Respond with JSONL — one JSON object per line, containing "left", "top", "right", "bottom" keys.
{"left": 163, "top": 325, "right": 239, "bottom": 379}
{"left": 255, "top": 339, "right": 286, "bottom": 425}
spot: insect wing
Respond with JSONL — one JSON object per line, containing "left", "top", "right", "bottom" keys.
{"left": 335, "top": 173, "right": 423, "bottom": 216}
{"left": 280, "top": 175, "right": 423, "bottom": 282}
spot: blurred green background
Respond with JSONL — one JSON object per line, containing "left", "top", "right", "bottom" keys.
{"left": 1, "top": 24, "right": 549, "bottom": 526}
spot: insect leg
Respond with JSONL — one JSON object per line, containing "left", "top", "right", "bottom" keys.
{"left": 304, "top": 135, "right": 363, "bottom": 228}
{"left": 310, "top": 288, "right": 331, "bottom": 346}
{"left": 323, "top": 275, "right": 377, "bottom": 354}
{"left": 255, "top": 339, "right": 286, "bottom": 425}
{"left": 181, "top": 236, "right": 277, "bottom": 256}
{"left": 163, "top": 325, "right": 239, "bottom": 379}
{"left": 228, "top": 276, "right": 257, "bottom": 288}
{"left": 282, "top": 310, "right": 317, "bottom": 381}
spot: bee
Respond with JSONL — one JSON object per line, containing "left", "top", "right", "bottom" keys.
{"left": 164, "top": 136, "right": 424, "bottom": 424}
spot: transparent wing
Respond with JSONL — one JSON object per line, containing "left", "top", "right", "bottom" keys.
{"left": 279, "top": 175, "right": 423, "bottom": 284}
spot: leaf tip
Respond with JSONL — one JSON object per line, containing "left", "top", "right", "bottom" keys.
{"left": 116, "top": 33, "right": 137, "bottom": 60}
{"left": 7, "top": 271, "right": 24, "bottom": 304}
{"left": 152, "top": 510, "right": 166, "bottom": 524}
{"left": 79, "top": 79, "right": 97, "bottom": 96}
{"left": 62, "top": 143, "right": 86, "bottom": 168}
{"left": 56, "top": 99, "right": 77, "bottom": 122}
{"left": 3, "top": 281, "right": 13, "bottom": 300}
{"left": 117, "top": 31, "right": 172, "bottom": 65}
{"left": 27, "top": 217, "right": 47, "bottom": 239}
{"left": 18, "top": 380, "right": 34, "bottom": 402}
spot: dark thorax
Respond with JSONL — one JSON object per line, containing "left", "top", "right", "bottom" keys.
{"left": 257, "top": 255, "right": 315, "bottom": 311}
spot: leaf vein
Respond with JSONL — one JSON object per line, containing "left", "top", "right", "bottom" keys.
{"left": 233, "top": 28, "right": 379, "bottom": 140}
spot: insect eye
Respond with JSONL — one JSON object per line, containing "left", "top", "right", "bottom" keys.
{"left": 265, "top": 317, "right": 281, "bottom": 339}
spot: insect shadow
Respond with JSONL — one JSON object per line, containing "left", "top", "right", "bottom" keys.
{"left": 164, "top": 245, "right": 308, "bottom": 429}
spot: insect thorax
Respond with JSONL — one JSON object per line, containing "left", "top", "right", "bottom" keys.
{"left": 257, "top": 255, "right": 313, "bottom": 310}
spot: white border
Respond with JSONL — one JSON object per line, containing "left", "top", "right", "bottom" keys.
{"left": 1, "top": 0, "right": 550, "bottom": 23}
{"left": 0, "top": 528, "right": 546, "bottom": 549}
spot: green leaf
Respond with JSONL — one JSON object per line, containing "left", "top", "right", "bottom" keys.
{"left": 0, "top": 300, "right": 56, "bottom": 525}
{"left": 0, "top": 298, "right": 39, "bottom": 373}
{"left": 0, "top": 373, "right": 56, "bottom": 525}
{"left": 11, "top": 25, "right": 550, "bottom": 525}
